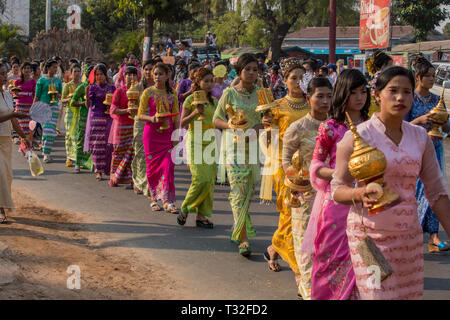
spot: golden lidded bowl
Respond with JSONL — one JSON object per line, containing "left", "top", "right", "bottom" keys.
{"left": 428, "top": 86, "right": 449, "bottom": 140}
{"left": 345, "top": 112, "right": 401, "bottom": 215}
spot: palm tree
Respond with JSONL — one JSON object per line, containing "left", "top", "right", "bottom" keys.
{"left": 0, "top": 23, "right": 28, "bottom": 59}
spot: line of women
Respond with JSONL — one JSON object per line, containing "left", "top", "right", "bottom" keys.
{"left": 2, "top": 54, "right": 450, "bottom": 300}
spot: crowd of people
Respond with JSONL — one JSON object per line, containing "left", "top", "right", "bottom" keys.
{"left": 0, "top": 47, "right": 449, "bottom": 300}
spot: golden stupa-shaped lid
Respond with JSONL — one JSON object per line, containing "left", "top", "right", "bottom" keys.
{"left": 191, "top": 90, "right": 209, "bottom": 105}
{"left": 346, "top": 112, "right": 386, "bottom": 182}
{"left": 255, "top": 88, "right": 278, "bottom": 112}
{"left": 430, "top": 87, "right": 449, "bottom": 121}
{"left": 126, "top": 80, "right": 140, "bottom": 101}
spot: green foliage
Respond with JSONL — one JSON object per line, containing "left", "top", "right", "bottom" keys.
{"left": 294, "top": 0, "right": 360, "bottom": 29}
{"left": 0, "top": 23, "right": 28, "bottom": 59}
{"left": 82, "top": 0, "right": 139, "bottom": 53}
{"left": 107, "top": 30, "right": 144, "bottom": 62}
{"left": 394, "top": 0, "right": 449, "bottom": 42}
{"left": 29, "top": 0, "right": 67, "bottom": 41}
{"left": 212, "top": 11, "right": 246, "bottom": 48}
{"left": 242, "top": 17, "right": 271, "bottom": 49}
{"left": 444, "top": 23, "right": 450, "bottom": 37}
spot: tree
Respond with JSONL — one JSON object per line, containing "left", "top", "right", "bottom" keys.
{"left": 249, "top": 0, "right": 310, "bottom": 62}
{"left": 108, "top": 30, "right": 144, "bottom": 62}
{"left": 444, "top": 23, "right": 450, "bottom": 37}
{"left": 115, "top": 0, "right": 195, "bottom": 47}
{"left": 29, "top": 0, "right": 67, "bottom": 41}
{"left": 83, "top": 0, "right": 139, "bottom": 53}
{"left": 394, "top": 0, "right": 449, "bottom": 42}
{"left": 0, "top": 23, "right": 28, "bottom": 59}
{"left": 212, "top": 11, "right": 247, "bottom": 48}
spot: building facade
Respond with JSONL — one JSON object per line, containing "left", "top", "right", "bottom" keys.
{"left": 0, "top": 0, "right": 30, "bottom": 37}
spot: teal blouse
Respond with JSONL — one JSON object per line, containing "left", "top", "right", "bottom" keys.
{"left": 35, "top": 76, "right": 63, "bottom": 105}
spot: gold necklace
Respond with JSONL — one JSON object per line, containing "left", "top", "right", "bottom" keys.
{"left": 286, "top": 96, "right": 308, "bottom": 110}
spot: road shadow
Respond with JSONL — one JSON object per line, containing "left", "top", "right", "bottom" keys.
{"left": 424, "top": 277, "right": 450, "bottom": 291}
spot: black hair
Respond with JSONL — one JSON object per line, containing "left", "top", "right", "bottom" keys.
{"left": 125, "top": 64, "right": 138, "bottom": 75}
{"left": 18, "top": 62, "right": 32, "bottom": 84}
{"left": 319, "top": 66, "right": 328, "bottom": 74}
{"left": 412, "top": 55, "right": 434, "bottom": 80}
{"left": 70, "top": 63, "right": 81, "bottom": 72}
{"left": 153, "top": 62, "right": 174, "bottom": 94}
{"left": 31, "top": 62, "right": 40, "bottom": 74}
{"left": 44, "top": 59, "right": 58, "bottom": 74}
{"left": 93, "top": 63, "right": 108, "bottom": 79}
{"left": 330, "top": 69, "right": 370, "bottom": 122}
{"left": 307, "top": 77, "right": 333, "bottom": 96}
{"left": 143, "top": 59, "right": 156, "bottom": 69}
{"left": 192, "top": 67, "right": 214, "bottom": 104}
{"left": 375, "top": 66, "right": 415, "bottom": 92}
{"left": 372, "top": 50, "right": 393, "bottom": 71}
{"left": 235, "top": 53, "right": 258, "bottom": 76}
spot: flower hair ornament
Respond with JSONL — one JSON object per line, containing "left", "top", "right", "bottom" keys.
{"left": 280, "top": 58, "right": 303, "bottom": 75}
{"left": 366, "top": 57, "right": 376, "bottom": 77}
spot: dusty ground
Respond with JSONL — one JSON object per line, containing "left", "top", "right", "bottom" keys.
{"left": 0, "top": 188, "right": 185, "bottom": 300}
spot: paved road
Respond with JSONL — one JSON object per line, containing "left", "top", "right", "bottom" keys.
{"left": 10, "top": 137, "right": 450, "bottom": 300}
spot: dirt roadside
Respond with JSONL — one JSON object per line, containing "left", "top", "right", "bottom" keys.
{"left": 0, "top": 188, "right": 188, "bottom": 300}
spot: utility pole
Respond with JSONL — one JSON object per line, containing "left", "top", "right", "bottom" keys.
{"left": 329, "top": 0, "right": 337, "bottom": 64}
{"left": 46, "top": 0, "right": 51, "bottom": 32}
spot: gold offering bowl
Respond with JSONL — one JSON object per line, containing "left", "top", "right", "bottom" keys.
{"left": 155, "top": 112, "right": 171, "bottom": 130}
{"left": 126, "top": 81, "right": 140, "bottom": 119}
{"left": 345, "top": 112, "right": 401, "bottom": 215}
{"left": 103, "top": 93, "right": 113, "bottom": 114}
{"left": 191, "top": 90, "right": 209, "bottom": 121}
{"left": 428, "top": 87, "right": 449, "bottom": 139}
{"left": 9, "top": 80, "right": 22, "bottom": 99}
{"left": 283, "top": 150, "right": 313, "bottom": 208}
{"left": 226, "top": 104, "right": 251, "bottom": 143}
{"left": 48, "top": 83, "right": 59, "bottom": 104}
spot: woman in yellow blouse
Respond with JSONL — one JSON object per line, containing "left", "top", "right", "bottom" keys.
{"left": 260, "top": 58, "right": 311, "bottom": 278}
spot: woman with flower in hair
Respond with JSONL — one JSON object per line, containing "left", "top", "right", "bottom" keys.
{"left": 366, "top": 50, "right": 393, "bottom": 116}
{"left": 260, "top": 57, "right": 311, "bottom": 291}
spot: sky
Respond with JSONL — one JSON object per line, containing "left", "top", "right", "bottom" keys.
{"left": 436, "top": 4, "right": 449, "bottom": 33}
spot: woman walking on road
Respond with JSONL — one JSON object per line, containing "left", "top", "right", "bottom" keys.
{"left": 0, "top": 62, "right": 31, "bottom": 224}
{"left": 177, "top": 67, "right": 218, "bottom": 228}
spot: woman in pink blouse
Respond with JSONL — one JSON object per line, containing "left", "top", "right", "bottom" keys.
{"left": 332, "top": 66, "right": 450, "bottom": 299}
{"left": 108, "top": 66, "right": 138, "bottom": 187}
{"left": 14, "top": 62, "right": 36, "bottom": 154}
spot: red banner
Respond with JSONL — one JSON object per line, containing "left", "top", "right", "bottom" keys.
{"left": 359, "top": 0, "right": 391, "bottom": 49}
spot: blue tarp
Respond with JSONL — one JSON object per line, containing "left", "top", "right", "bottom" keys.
{"left": 305, "top": 48, "right": 361, "bottom": 54}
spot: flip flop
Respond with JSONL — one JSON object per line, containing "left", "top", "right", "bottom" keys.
{"left": 151, "top": 202, "right": 162, "bottom": 212}
{"left": 263, "top": 250, "right": 282, "bottom": 272}
{"left": 196, "top": 219, "right": 214, "bottom": 229}
{"left": 177, "top": 211, "right": 188, "bottom": 226}
{"left": 238, "top": 242, "right": 251, "bottom": 257}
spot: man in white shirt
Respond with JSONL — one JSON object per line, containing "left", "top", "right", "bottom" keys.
{"left": 176, "top": 41, "right": 192, "bottom": 65}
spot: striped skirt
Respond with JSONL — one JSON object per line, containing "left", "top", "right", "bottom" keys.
{"left": 42, "top": 104, "right": 60, "bottom": 156}
{"left": 110, "top": 124, "right": 134, "bottom": 185}
{"left": 15, "top": 101, "right": 32, "bottom": 153}
{"left": 88, "top": 116, "right": 112, "bottom": 174}
{"left": 64, "top": 106, "right": 76, "bottom": 161}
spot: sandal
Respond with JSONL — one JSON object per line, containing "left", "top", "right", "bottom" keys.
{"left": 238, "top": 242, "right": 251, "bottom": 257}
{"left": 151, "top": 202, "right": 162, "bottom": 212}
{"left": 74, "top": 166, "right": 81, "bottom": 173}
{"left": 263, "top": 250, "right": 282, "bottom": 272}
{"left": 164, "top": 203, "right": 179, "bottom": 214}
{"left": 196, "top": 219, "right": 214, "bottom": 229}
{"left": 428, "top": 241, "right": 450, "bottom": 253}
{"left": 177, "top": 211, "right": 188, "bottom": 226}
{"left": 134, "top": 187, "right": 143, "bottom": 195}
{"left": 95, "top": 173, "right": 102, "bottom": 181}
{"left": 66, "top": 159, "right": 74, "bottom": 167}
{"left": 1, "top": 210, "right": 8, "bottom": 224}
